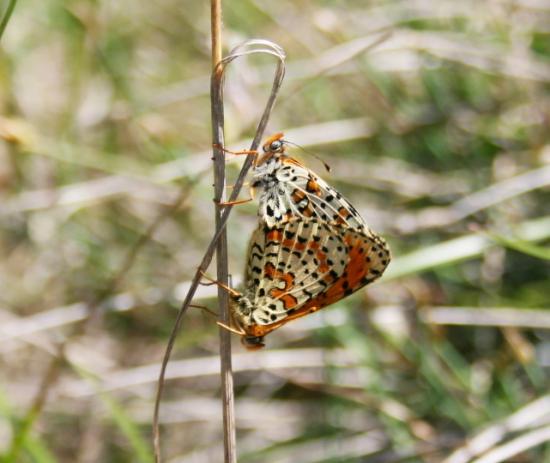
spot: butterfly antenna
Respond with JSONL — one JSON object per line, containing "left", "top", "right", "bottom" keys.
{"left": 283, "top": 140, "right": 332, "bottom": 173}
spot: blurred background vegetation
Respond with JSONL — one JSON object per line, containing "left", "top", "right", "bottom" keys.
{"left": 0, "top": 0, "right": 549, "bottom": 462}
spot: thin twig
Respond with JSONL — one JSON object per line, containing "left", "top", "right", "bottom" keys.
{"left": 152, "top": 39, "right": 285, "bottom": 462}
{"left": 210, "top": 2, "right": 237, "bottom": 462}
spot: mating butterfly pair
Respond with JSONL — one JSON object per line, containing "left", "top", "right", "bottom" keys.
{"left": 211, "top": 133, "right": 390, "bottom": 349}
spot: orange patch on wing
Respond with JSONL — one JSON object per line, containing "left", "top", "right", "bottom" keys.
{"left": 306, "top": 179, "right": 322, "bottom": 196}
{"left": 264, "top": 262, "right": 277, "bottom": 279}
{"left": 282, "top": 239, "right": 306, "bottom": 251}
{"left": 302, "top": 205, "right": 314, "bottom": 217}
{"left": 308, "top": 241, "right": 320, "bottom": 250}
{"left": 264, "top": 263, "right": 296, "bottom": 304}
{"left": 264, "top": 266, "right": 298, "bottom": 310}
{"left": 291, "top": 190, "right": 307, "bottom": 203}
{"left": 266, "top": 230, "right": 283, "bottom": 242}
{"left": 326, "top": 239, "right": 369, "bottom": 298}
{"left": 271, "top": 273, "right": 294, "bottom": 293}
{"left": 335, "top": 207, "right": 352, "bottom": 225}
{"left": 316, "top": 251, "right": 329, "bottom": 273}
{"left": 297, "top": 234, "right": 372, "bottom": 311}
{"left": 339, "top": 207, "right": 351, "bottom": 217}
{"left": 276, "top": 294, "right": 298, "bottom": 310}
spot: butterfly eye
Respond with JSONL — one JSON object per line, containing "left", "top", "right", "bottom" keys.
{"left": 270, "top": 140, "right": 282, "bottom": 151}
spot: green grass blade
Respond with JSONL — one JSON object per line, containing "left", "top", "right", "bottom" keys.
{"left": 74, "top": 369, "right": 153, "bottom": 463}
{"left": 385, "top": 216, "right": 550, "bottom": 280}
{"left": 488, "top": 232, "right": 550, "bottom": 260}
{"left": 0, "top": 0, "right": 17, "bottom": 41}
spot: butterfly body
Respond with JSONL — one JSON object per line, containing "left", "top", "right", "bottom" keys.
{"left": 208, "top": 133, "right": 391, "bottom": 348}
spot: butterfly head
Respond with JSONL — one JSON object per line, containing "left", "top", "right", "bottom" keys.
{"left": 255, "top": 132, "right": 286, "bottom": 167}
{"left": 229, "top": 294, "right": 269, "bottom": 350}
{"left": 241, "top": 335, "right": 266, "bottom": 350}
{"left": 262, "top": 132, "right": 286, "bottom": 153}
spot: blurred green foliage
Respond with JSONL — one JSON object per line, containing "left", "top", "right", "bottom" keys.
{"left": 0, "top": 0, "right": 549, "bottom": 462}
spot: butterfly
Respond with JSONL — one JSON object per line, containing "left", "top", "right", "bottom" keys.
{"left": 248, "top": 133, "right": 371, "bottom": 231}
{"left": 210, "top": 217, "right": 390, "bottom": 349}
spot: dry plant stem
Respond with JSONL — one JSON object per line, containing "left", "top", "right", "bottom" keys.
{"left": 152, "top": 39, "right": 285, "bottom": 462}
{"left": 210, "top": 1, "right": 237, "bottom": 462}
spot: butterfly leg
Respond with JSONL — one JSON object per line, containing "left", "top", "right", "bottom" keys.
{"left": 213, "top": 144, "right": 258, "bottom": 158}
{"left": 214, "top": 197, "right": 253, "bottom": 206}
{"left": 190, "top": 302, "right": 246, "bottom": 337}
{"left": 189, "top": 304, "right": 218, "bottom": 318}
{"left": 216, "top": 182, "right": 253, "bottom": 205}
{"left": 216, "top": 320, "right": 246, "bottom": 336}
{"left": 198, "top": 269, "right": 241, "bottom": 298}
{"left": 212, "top": 145, "right": 257, "bottom": 205}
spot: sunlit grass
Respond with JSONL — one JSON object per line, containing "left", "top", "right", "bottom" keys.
{"left": 0, "top": 0, "right": 548, "bottom": 461}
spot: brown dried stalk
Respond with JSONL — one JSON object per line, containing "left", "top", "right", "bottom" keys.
{"left": 210, "top": 2, "right": 236, "bottom": 461}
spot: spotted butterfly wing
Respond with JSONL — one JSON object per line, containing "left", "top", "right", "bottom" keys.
{"left": 230, "top": 218, "right": 390, "bottom": 349}
{"left": 250, "top": 133, "right": 369, "bottom": 231}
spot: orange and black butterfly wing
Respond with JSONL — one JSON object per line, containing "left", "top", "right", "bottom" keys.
{"left": 257, "top": 155, "right": 369, "bottom": 231}
{"left": 296, "top": 227, "right": 390, "bottom": 316}
{"left": 242, "top": 219, "right": 390, "bottom": 338}
{"left": 243, "top": 219, "right": 350, "bottom": 329}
